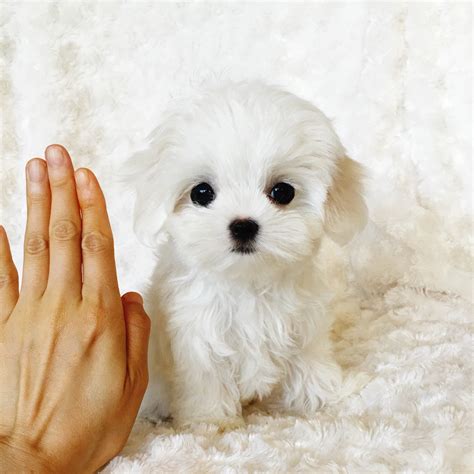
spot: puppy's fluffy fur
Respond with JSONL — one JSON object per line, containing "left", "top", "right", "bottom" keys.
{"left": 128, "top": 81, "right": 367, "bottom": 428}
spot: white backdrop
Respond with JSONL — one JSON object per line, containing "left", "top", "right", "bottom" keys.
{"left": 1, "top": 2, "right": 472, "bottom": 472}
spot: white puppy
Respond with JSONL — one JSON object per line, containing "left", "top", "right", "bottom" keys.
{"left": 128, "top": 81, "right": 367, "bottom": 428}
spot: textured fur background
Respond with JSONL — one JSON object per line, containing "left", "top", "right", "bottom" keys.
{"left": 1, "top": 2, "right": 472, "bottom": 472}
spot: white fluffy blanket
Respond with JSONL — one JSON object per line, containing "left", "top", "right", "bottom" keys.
{"left": 1, "top": 2, "right": 472, "bottom": 472}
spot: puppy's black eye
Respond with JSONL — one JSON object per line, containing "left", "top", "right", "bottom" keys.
{"left": 191, "top": 182, "right": 215, "bottom": 207}
{"left": 269, "top": 182, "right": 295, "bottom": 205}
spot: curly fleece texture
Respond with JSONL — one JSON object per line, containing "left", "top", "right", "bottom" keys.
{"left": 0, "top": 2, "right": 472, "bottom": 472}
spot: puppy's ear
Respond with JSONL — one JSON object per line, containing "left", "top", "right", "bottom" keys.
{"left": 323, "top": 156, "right": 368, "bottom": 245}
{"left": 123, "top": 124, "right": 182, "bottom": 247}
{"left": 131, "top": 157, "right": 173, "bottom": 247}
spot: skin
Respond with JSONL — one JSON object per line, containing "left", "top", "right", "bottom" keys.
{"left": 0, "top": 145, "right": 150, "bottom": 473}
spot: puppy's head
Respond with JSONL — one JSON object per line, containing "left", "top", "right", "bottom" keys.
{"left": 128, "top": 82, "right": 367, "bottom": 278}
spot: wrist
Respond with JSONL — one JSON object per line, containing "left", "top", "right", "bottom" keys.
{"left": 0, "top": 436, "right": 51, "bottom": 473}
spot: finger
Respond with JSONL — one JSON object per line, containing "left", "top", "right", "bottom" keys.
{"left": 0, "top": 226, "right": 19, "bottom": 323}
{"left": 75, "top": 168, "right": 119, "bottom": 299}
{"left": 45, "top": 145, "right": 82, "bottom": 294}
{"left": 21, "top": 158, "right": 51, "bottom": 296}
{"left": 122, "top": 292, "right": 150, "bottom": 387}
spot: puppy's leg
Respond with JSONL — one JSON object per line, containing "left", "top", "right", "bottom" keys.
{"left": 139, "top": 305, "right": 173, "bottom": 422}
{"left": 278, "top": 338, "right": 343, "bottom": 414}
{"left": 170, "top": 334, "right": 244, "bottom": 430}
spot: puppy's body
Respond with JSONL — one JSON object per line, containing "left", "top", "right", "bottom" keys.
{"left": 143, "top": 239, "right": 339, "bottom": 426}
{"left": 131, "top": 82, "right": 367, "bottom": 427}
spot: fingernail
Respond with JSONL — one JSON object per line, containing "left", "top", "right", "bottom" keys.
{"left": 75, "top": 169, "right": 90, "bottom": 188}
{"left": 27, "top": 159, "right": 46, "bottom": 182}
{"left": 46, "top": 145, "right": 65, "bottom": 167}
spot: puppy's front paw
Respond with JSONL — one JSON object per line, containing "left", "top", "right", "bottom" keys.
{"left": 139, "top": 404, "right": 172, "bottom": 426}
{"left": 277, "top": 359, "right": 344, "bottom": 415}
{"left": 214, "top": 416, "right": 246, "bottom": 433}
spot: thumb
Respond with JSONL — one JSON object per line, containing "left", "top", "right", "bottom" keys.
{"left": 122, "top": 292, "right": 151, "bottom": 386}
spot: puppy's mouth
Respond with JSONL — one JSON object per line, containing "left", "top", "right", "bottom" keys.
{"left": 231, "top": 244, "right": 256, "bottom": 255}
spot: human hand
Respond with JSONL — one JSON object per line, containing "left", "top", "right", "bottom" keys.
{"left": 0, "top": 145, "right": 150, "bottom": 473}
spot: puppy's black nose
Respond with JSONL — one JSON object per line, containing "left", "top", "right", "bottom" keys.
{"left": 229, "top": 219, "right": 259, "bottom": 243}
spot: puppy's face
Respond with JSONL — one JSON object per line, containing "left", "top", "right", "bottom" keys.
{"left": 130, "top": 83, "right": 367, "bottom": 278}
